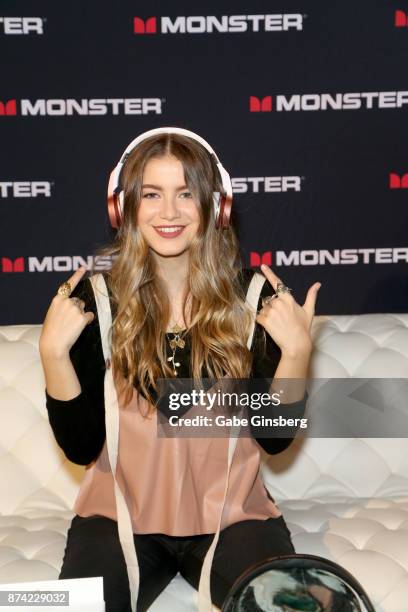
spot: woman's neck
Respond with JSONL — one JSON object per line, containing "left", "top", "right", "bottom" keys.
{"left": 154, "top": 251, "right": 189, "bottom": 298}
{"left": 153, "top": 251, "right": 191, "bottom": 331}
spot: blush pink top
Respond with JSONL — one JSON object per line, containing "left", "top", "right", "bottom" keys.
{"left": 73, "top": 382, "right": 282, "bottom": 535}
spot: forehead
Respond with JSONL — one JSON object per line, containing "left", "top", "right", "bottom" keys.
{"left": 143, "top": 155, "right": 185, "bottom": 182}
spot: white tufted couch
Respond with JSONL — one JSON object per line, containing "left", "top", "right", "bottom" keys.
{"left": 0, "top": 314, "right": 408, "bottom": 611}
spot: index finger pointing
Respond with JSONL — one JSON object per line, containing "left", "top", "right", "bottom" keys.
{"left": 61, "top": 266, "right": 87, "bottom": 294}
{"left": 260, "top": 263, "right": 283, "bottom": 293}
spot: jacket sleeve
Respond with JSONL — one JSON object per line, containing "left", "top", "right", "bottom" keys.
{"left": 45, "top": 276, "right": 107, "bottom": 465}
{"left": 248, "top": 271, "right": 308, "bottom": 455}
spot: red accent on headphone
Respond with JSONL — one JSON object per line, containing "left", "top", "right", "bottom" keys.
{"left": 107, "top": 169, "right": 123, "bottom": 229}
{"left": 216, "top": 193, "right": 233, "bottom": 230}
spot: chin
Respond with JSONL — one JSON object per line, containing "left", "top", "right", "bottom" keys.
{"left": 149, "top": 241, "right": 191, "bottom": 257}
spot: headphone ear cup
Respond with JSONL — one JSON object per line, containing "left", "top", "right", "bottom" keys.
{"left": 216, "top": 193, "right": 232, "bottom": 230}
{"left": 107, "top": 190, "right": 122, "bottom": 229}
{"left": 107, "top": 166, "right": 124, "bottom": 229}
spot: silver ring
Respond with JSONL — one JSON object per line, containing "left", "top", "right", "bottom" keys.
{"left": 276, "top": 282, "right": 292, "bottom": 295}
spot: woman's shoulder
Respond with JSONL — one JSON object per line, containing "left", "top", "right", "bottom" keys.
{"left": 70, "top": 270, "right": 112, "bottom": 298}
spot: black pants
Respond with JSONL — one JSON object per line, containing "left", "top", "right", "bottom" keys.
{"left": 59, "top": 514, "right": 295, "bottom": 612}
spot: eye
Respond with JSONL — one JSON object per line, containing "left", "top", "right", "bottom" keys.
{"left": 142, "top": 191, "right": 193, "bottom": 199}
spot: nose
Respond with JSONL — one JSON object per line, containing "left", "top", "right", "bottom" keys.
{"left": 159, "top": 195, "right": 182, "bottom": 221}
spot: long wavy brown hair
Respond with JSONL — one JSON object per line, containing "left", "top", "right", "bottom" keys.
{"left": 89, "top": 132, "right": 258, "bottom": 414}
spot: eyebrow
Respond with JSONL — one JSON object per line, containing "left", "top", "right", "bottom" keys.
{"left": 142, "top": 184, "right": 188, "bottom": 191}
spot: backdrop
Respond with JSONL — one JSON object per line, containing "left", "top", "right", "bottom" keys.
{"left": 1, "top": 1, "right": 407, "bottom": 324}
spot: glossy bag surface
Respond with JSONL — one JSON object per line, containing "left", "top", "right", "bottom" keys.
{"left": 222, "top": 553, "right": 375, "bottom": 612}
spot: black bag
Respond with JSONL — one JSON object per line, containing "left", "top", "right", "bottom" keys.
{"left": 221, "top": 553, "right": 375, "bottom": 612}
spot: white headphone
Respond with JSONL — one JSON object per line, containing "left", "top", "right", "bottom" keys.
{"left": 107, "top": 127, "right": 233, "bottom": 230}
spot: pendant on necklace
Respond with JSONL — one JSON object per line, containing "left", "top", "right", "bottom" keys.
{"left": 169, "top": 337, "right": 185, "bottom": 350}
{"left": 167, "top": 322, "right": 187, "bottom": 376}
{"left": 167, "top": 354, "right": 181, "bottom": 375}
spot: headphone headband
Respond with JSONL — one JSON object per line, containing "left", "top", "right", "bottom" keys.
{"left": 107, "top": 127, "right": 233, "bottom": 230}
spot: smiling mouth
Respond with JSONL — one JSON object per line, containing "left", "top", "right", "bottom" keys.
{"left": 153, "top": 225, "right": 186, "bottom": 237}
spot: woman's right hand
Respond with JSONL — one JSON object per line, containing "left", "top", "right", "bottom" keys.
{"left": 39, "top": 266, "right": 95, "bottom": 359}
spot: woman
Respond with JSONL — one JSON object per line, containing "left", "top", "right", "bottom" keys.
{"left": 39, "top": 128, "right": 320, "bottom": 612}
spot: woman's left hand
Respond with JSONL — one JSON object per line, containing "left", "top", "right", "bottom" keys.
{"left": 255, "top": 263, "right": 321, "bottom": 358}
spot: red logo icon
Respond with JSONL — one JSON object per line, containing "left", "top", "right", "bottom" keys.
{"left": 134, "top": 17, "right": 157, "bottom": 34}
{"left": 249, "top": 96, "right": 272, "bottom": 112}
{"left": 250, "top": 252, "right": 272, "bottom": 267}
{"left": 395, "top": 10, "right": 408, "bottom": 27}
{"left": 2, "top": 257, "right": 25, "bottom": 272}
{"left": 0, "top": 99, "right": 17, "bottom": 116}
{"left": 390, "top": 173, "right": 408, "bottom": 188}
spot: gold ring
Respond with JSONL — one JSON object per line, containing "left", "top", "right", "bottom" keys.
{"left": 57, "top": 281, "right": 72, "bottom": 298}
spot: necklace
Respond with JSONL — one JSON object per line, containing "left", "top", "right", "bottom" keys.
{"left": 166, "top": 322, "right": 188, "bottom": 376}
